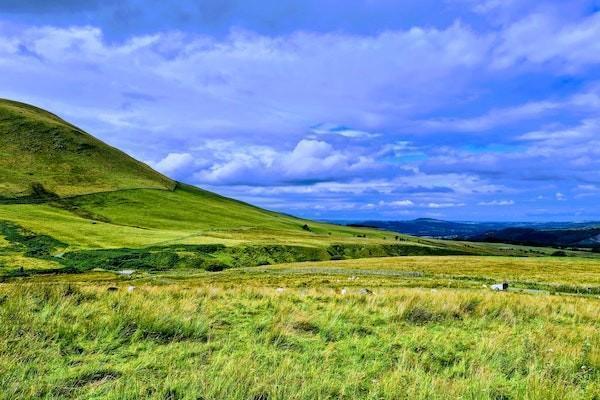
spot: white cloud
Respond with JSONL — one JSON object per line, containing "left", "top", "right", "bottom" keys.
{"left": 478, "top": 199, "right": 515, "bottom": 206}
{"left": 190, "top": 138, "right": 378, "bottom": 186}
{"left": 389, "top": 200, "right": 415, "bottom": 207}
{"left": 493, "top": 12, "right": 600, "bottom": 70}
{"left": 0, "top": 22, "right": 493, "bottom": 148}
{"left": 153, "top": 152, "right": 195, "bottom": 175}
{"left": 427, "top": 202, "right": 466, "bottom": 208}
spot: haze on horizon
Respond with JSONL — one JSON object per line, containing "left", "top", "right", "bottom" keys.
{"left": 1, "top": 0, "right": 599, "bottom": 221}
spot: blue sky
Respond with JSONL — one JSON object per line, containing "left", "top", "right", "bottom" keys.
{"left": 2, "top": 0, "right": 600, "bottom": 221}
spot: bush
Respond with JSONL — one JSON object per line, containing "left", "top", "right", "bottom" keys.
{"left": 204, "top": 263, "right": 228, "bottom": 272}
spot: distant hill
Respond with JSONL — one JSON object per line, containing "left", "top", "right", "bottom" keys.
{"left": 348, "top": 219, "right": 600, "bottom": 249}
{"left": 348, "top": 218, "right": 514, "bottom": 238}
{"left": 0, "top": 99, "right": 174, "bottom": 200}
{"left": 471, "top": 227, "right": 600, "bottom": 249}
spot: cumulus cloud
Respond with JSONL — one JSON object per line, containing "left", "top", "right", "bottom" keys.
{"left": 153, "top": 152, "right": 196, "bottom": 176}
{"left": 188, "top": 139, "right": 379, "bottom": 186}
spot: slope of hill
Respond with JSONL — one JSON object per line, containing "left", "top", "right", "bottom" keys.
{"left": 0, "top": 99, "right": 174, "bottom": 200}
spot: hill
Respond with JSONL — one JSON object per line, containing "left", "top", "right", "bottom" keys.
{"left": 0, "top": 99, "right": 542, "bottom": 277}
{"left": 0, "top": 99, "right": 174, "bottom": 200}
{"left": 348, "top": 218, "right": 511, "bottom": 238}
{"left": 471, "top": 227, "right": 600, "bottom": 249}
{"left": 349, "top": 219, "right": 600, "bottom": 249}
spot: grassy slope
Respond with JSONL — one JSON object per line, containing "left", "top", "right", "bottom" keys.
{"left": 0, "top": 99, "right": 174, "bottom": 198}
{"left": 0, "top": 183, "right": 587, "bottom": 253}
{"left": 2, "top": 183, "right": 596, "bottom": 277}
{"left": 0, "top": 184, "right": 393, "bottom": 250}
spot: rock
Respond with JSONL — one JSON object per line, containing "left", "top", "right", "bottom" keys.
{"left": 359, "top": 288, "right": 373, "bottom": 295}
{"left": 275, "top": 287, "right": 285, "bottom": 293}
{"left": 127, "top": 286, "right": 135, "bottom": 293}
{"left": 107, "top": 286, "right": 118, "bottom": 292}
{"left": 340, "top": 288, "right": 348, "bottom": 295}
{"left": 491, "top": 282, "right": 509, "bottom": 291}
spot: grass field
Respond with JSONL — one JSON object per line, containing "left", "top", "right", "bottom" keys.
{"left": 1, "top": 256, "right": 598, "bottom": 400}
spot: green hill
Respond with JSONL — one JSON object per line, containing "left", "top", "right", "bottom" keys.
{"left": 0, "top": 99, "right": 590, "bottom": 277}
{"left": 0, "top": 99, "right": 174, "bottom": 200}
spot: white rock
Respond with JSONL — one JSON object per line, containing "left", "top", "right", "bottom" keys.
{"left": 341, "top": 288, "right": 348, "bottom": 295}
{"left": 127, "top": 286, "right": 135, "bottom": 293}
{"left": 276, "top": 287, "right": 285, "bottom": 293}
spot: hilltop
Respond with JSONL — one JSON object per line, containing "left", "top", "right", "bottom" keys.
{"left": 0, "top": 99, "right": 174, "bottom": 200}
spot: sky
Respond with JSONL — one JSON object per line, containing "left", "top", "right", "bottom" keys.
{"left": 1, "top": 0, "right": 600, "bottom": 221}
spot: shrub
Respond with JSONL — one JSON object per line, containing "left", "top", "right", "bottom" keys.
{"left": 204, "top": 263, "right": 228, "bottom": 272}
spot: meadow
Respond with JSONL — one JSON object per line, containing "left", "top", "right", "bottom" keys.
{"left": 1, "top": 99, "right": 599, "bottom": 399}
{"left": 1, "top": 256, "right": 598, "bottom": 400}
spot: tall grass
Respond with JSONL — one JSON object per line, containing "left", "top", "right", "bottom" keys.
{"left": 1, "top": 282, "right": 598, "bottom": 399}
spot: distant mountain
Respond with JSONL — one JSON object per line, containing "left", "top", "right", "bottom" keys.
{"left": 471, "top": 227, "right": 600, "bottom": 249}
{"left": 347, "top": 218, "right": 600, "bottom": 249}
{"left": 347, "top": 219, "right": 514, "bottom": 238}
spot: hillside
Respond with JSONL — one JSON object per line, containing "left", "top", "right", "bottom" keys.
{"left": 0, "top": 99, "right": 498, "bottom": 277}
{"left": 0, "top": 100, "right": 595, "bottom": 278}
{"left": 0, "top": 99, "right": 174, "bottom": 200}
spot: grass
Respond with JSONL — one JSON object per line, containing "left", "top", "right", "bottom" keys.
{"left": 1, "top": 183, "right": 594, "bottom": 279}
{"left": 0, "top": 184, "right": 396, "bottom": 251}
{"left": 1, "top": 258, "right": 599, "bottom": 399}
